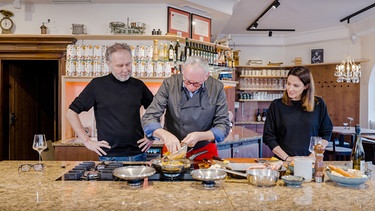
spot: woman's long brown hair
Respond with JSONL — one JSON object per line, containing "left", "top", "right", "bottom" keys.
{"left": 281, "top": 66, "right": 317, "bottom": 112}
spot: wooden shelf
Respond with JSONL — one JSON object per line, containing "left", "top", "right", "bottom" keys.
{"left": 238, "top": 88, "right": 284, "bottom": 91}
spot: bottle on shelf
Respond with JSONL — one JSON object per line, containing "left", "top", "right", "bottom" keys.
{"left": 174, "top": 39, "right": 181, "bottom": 62}
{"left": 168, "top": 41, "right": 174, "bottom": 61}
{"left": 163, "top": 43, "right": 169, "bottom": 61}
{"left": 256, "top": 108, "right": 261, "bottom": 122}
{"left": 351, "top": 124, "right": 365, "bottom": 172}
{"left": 213, "top": 45, "right": 219, "bottom": 66}
{"left": 261, "top": 109, "right": 267, "bottom": 122}
{"left": 152, "top": 39, "right": 159, "bottom": 61}
{"left": 158, "top": 43, "right": 165, "bottom": 61}
{"left": 184, "top": 38, "right": 191, "bottom": 61}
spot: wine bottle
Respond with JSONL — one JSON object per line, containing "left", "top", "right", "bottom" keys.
{"left": 168, "top": 41, "right": 174, "bottom": 61}
{"left": 261, "top": 109, "right": 267, "bottom": 122}
{"left": 351, "top": 124, "right": 365, "bottom": 172}
{"left": 256, "top": 108, "right": 261, "bottom": 122}
{"left": 174, "top": 39, "right": 181, "bottom": 61}
{"left": 184, "top": 38, "right": 190, "bottom": 61}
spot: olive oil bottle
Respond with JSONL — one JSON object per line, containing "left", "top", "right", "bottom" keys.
{"left": 351, "top": 124, "right": 365, "bottom": 172}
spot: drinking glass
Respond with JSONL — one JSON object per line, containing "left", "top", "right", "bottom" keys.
{"left": 308, "top": 136, "right": 322, "bottom": 153}
{"left": 32, "top": 134, "right": 47, "bottom": 164}
{"left": 343, "top": 122, "right": 348, "bottom": 129}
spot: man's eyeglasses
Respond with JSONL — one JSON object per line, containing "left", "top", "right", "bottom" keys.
{"left": 18, "top": 164, "right": 44, "bottom": 172}
{"left": 183, "top": 79, "right": 204, "bottom": 88}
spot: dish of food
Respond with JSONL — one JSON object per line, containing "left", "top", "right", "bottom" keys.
{"left": 326, "top": 165, "right": 368, "bottom": 187}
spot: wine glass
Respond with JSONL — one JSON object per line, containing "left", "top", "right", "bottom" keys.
{"left": 32, "top": 134, "right": 47, "bottom": 164}
{"left": 309, "top": 136, "right": 322, "bottom": 153}
{"left": 343, "top": 122, "right": 348, "bottom": 130}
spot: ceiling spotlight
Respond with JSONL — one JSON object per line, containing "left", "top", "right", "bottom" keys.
{"left": 251, "top": 22, "right": 258, "bottom": 29}
{"left": 268, "top": 31, "right": 272, "bottom": 37}
{"left": 272, "top": 0, "right": 280, "bottom": 9}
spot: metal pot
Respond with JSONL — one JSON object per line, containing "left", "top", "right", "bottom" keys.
{"left": 112, "top": 166, "right": 156, "bottom": 180}
{"left": 130, "top": 22, "right": 146, "bottom": 29}
{"left": 190, "top": 169, "right": 227, "bottom": 182}
{"left": 219, "top": 168, "right": 279, "bottom": 187}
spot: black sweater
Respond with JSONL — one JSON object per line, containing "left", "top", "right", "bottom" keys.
{"left": 263, "top": 97, "right": 333, "bottom": 157}
{"left": 69, "top": 74, "right": 154, "bottom": 157}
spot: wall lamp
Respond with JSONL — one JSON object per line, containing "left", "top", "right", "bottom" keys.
{"left": 340, "top": 3, "right": 375, "bottom": 23}
{"left": 247, "top": 0, "right": 295, "bottom": 35}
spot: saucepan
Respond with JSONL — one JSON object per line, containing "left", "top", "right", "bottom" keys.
{"left": 219, "top": 168, "right": 279, "bottom": 187}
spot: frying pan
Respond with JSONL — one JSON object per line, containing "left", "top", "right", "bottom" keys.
{"left": 150, "top": 150, "right": 208, "bottom": 174}
{"left": 219, "top": 168, "right": 279, "bottom": 187}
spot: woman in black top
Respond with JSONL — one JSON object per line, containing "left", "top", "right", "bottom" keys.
{"left": 263, "top": 66, "right": 333, "bottom": 162}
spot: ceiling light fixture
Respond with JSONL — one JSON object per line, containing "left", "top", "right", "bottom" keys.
{"left": 334, "top": 55, "right": 361, "bottom": 83}
{"left": 340, "top": 3, "right": 375, "bottom": 23}
{"left": 272, "top": 1, "right": 280, "bottom": 10}
{"left": 247, "top": 0, "right": 295, "bottom": 35}
{"left": 268, "top": 31, "right": 272, "bottom": 37}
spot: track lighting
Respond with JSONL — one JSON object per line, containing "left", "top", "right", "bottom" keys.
{"left": 246, "top": 0, "right": 295, "bottom": 35}
{"left": 340, "top": 3, "right": 375, "bottom": 24}
{"left": 272, "top": 1, "right": 280, "bottom": 9}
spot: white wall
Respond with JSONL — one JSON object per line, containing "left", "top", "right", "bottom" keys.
{"left": 361, "top": 34, "right": 375, "bottom": 128}
{"left": 2, "top": 3, "right": 167, "bottom": 35}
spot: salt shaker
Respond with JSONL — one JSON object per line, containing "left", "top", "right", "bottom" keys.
{"left": 314, "top": 142, "right": 325, "bottom": 182}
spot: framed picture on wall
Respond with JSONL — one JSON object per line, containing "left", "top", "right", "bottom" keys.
{"left": 191, "top": 14, "right": 211, "bottom": 42}
{"left": 311, "top": 49, "right": 324, "bottom": 64}
{"left": 167, "top": 7, "right": 191, "bottom": 38}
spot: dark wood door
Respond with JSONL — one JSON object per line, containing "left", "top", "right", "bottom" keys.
{"left": 5, "top": 60, "right": 57, "bottom": 160}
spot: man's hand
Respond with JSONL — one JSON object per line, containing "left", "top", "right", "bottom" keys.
{"left": 181, "top": 132, "right": 202, "bottom": 147}
{"left": 137, "top": 137, "right": 154, "bottom": 152}
{"left": 83, "top": 139, "right": 111, "bottom": 156}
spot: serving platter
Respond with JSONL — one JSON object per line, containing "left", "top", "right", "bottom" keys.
{"left": 326, "top": 169, "right": 368, "bottom": 187}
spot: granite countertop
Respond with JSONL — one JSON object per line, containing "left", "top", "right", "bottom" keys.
{"left": 1, "top": 160, "right": 374, "bottom": 210}
{"left": 53, "top": 126, "right": 262, "bottom": 147}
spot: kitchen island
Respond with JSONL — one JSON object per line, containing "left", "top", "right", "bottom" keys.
{"left": 1, "top": 160, "right": 374, "bottom": 210}
{"left": 53, "top": 126, "right": 263, "bottom": 160}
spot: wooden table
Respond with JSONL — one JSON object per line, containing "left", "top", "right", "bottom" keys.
{"left": 332, "top": 126, "right": 375, "bottom": 146}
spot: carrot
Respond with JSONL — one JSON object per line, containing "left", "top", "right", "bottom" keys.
{"left": 328, "top": 165, "right": 356, "bottom": 178}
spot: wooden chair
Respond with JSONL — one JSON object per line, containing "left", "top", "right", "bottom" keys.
{"left": 41, "top": 140, "right": 55, "bottom": 161}
{"left": 325, "top": 133, "right": 351, "bottom": 161}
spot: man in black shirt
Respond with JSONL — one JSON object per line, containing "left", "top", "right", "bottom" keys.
{"left": 66, "top": 43, "right": 153, "bottom": 161}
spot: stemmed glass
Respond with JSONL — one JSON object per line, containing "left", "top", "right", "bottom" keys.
{"left": 309, "top": 136, "right": 322, "bottom": 153}
{"left": 343, "top": 122, "right": 349, "bottom": 129}
{"left": 32, "top": 134, "right": 47, "bottom": 164}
